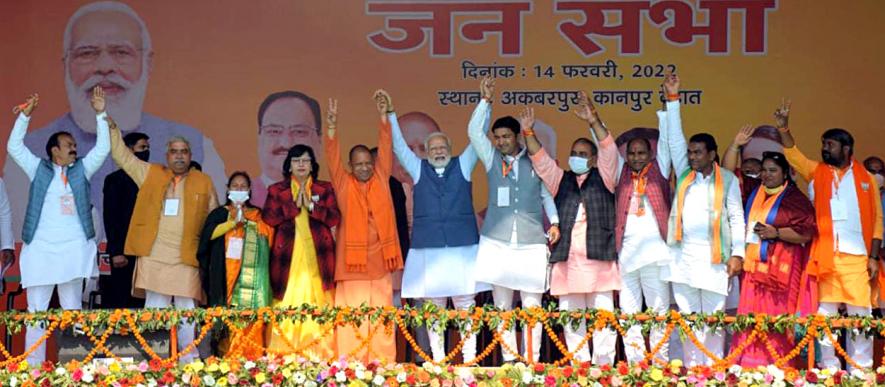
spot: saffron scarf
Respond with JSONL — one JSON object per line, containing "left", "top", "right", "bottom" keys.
{"left": 674, "top": 163, "right": 727, "bottom": 264}
{"left": 807, "top": 160, "right": 876, "bottom": 276}
{"left": 630, "top": 163, "right": 651, "bottom": 216}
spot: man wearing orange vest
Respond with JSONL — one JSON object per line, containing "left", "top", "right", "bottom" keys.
{"left": 778, "top": 100, "right": 883, "bottom": 370}
{"left": 325, "top": 93, "right": 404, "bottom": 362}
{"left": 109, "top": 116, "right": 218, "bottom": 363}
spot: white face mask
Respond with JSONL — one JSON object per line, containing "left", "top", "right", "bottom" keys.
{"left": 228, "top": 190, "right": 249, "bottom": 204}
{"left": 745, "top": 173, "right": 759, "bottom": 179}
{"left": 568, "top": 156, "right": 589, "bottom": 174}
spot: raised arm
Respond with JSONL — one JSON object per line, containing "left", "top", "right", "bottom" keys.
{"left": 7, "top": 94, "right": 41, "bottom": 180}
{"left": 722, "top": 125, "right": 755, "bottom": 172}
{"left": 372, "top": 89, "right": 394, "bottom": 177}
{"left": 468, "top": 77, "right": 495, "bottom": 170}
{"left": 663, "top": 74, "right": 689, "bottom": 176}
{"left": 528, "top": 148, "right": 565, "bottom": 196}
{"left": 389, "top": 108, "right": 422, "bottom": 183}
{"left": 522, "top": 107, "right": 543, "bottom": 156}
{"left": 83, "top": 86, "right": 110, "bottom": 178}
{"left": 655, "top": 108, "right": 671, "bottom": 177}
{"left": 323, "top": 98, "right": 347, "bottom": 188}
{"left": 109, "top": 116, "right": 148, "bottom": 186}
{"left": 574, "top": 91, "right": 609, "bottom": 145}
{"left": 774, "top": 99, "right": 818, "bottom": 181}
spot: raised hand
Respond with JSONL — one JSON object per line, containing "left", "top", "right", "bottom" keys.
{"left": 774, "top": 98, "right": 791, "bottom": 128}
{"left": 733, "top": 124, "right": 756, "bottom": 147}
{"left": 518, "top": 107, "right": 535, "bottom": 131}
{"left": 91, "top": 86, "right": 106, "bottom": 113}
{"left": 326, "top": 98, "right": 338, "bottom": 136}
{"left": 480, "top": 76, "right": 496, "bottom": 101}
{"left": 572, "top": 91, "right": 599, "bottom": 125}
{"left": 104, "top": 115, "right": 119, "bottom": 131}
{"left": 373, "top": 89, "right": 393, "bottom": 115}
{"left": 662, "top": 71, "right": 680, "bottom": 97}
{"left": 13, "top": 93, "right": 39, "bottom": 116}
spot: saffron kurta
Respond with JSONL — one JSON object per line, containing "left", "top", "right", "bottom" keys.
{"left": 325, "top": 118, "right": 402, "bottom": 362}
{"left": 783, "top": 146, "right": 884, "bottom": 307}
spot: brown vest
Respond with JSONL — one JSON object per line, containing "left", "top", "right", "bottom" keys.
{"left": 124, "top": 164, "right": 214, "bottom": 266}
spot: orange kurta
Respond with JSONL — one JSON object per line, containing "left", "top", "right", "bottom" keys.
{"left": 784, "top": 146, "right": 884, "bottom": 306}
{"left": 325, "top": 117, "right": 402, "bottom": 361}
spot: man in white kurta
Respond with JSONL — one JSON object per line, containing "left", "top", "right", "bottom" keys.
{"left": 386, "top": 89, "right": 491, "bottom": 362}
{"left": 7, "top": 91, "right": 109, "bottom": 364}
{"left": 469, "top": 79, "right": 560, "bottom": 363}
{"left": 660, "top": 75, "right": 745, "bottom": 367}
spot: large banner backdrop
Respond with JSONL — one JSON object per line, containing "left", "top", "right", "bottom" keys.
{"left": 1, "top": 0, "right": 884, "bottom": 240}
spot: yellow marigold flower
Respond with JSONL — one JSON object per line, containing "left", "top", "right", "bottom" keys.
{"left": 650, "top": 369, "right": 663, "bottom": 381}
{"left": 255, "top": 372, "right": 266, "bottom": 384}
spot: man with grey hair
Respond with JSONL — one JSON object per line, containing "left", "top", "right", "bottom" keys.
{"left": 3, "top": 0, "right": 227, "bottom": 243}
{"left": 109, "top": 113, "right": 217, "bottom": 363}
{"left": 380, "top": 89, "right": 490, "bottom": 363}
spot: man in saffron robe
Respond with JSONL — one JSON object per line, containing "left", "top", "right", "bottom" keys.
{"left": 778, "top": 100, "right": 883, "bottom": 370}
{"left": 326, "top": 95, "right": 403, "bottom": 362}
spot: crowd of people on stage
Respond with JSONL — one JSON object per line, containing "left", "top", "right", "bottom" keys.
{"left": 4, "top": 71, "right": 885, "bottom": 371}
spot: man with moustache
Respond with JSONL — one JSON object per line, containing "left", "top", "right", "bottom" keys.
{"left": 4, "top": 1, "right": 226, "bottom": 238}
{"left": 470, "top": 77, "right": 560, "bottom": 363}
{"left": 583, "top": 88, "right": 674, "bottom": 363}
{"left": 7, "top": 88, "right": 109, "bottom": 364}
{"left": 381, "top": 89, "right": 490, "bottom": 363}
{"left": 109, "top": 114, "right": 218, "bottom": 364}
{"left": 524, "top": 99, "right": 620, "bottom": 364}
{"left": 101, "top": 131, "right": 149, "bottom": 309}
{"left": 778, "top": 101, "right": 883, "bottom": 370}
{"left": 253, "top": 90, "right": 323, "bottom": 207}
{"left": 661, "top": 73, "right": 746, "bottom": 367}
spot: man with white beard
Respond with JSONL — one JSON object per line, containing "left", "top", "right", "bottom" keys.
{"left": 381, "top": 89, "right": 491, "bottom": 363}
{"left": 3, "top": 1, "right": 227, "bottom": 239}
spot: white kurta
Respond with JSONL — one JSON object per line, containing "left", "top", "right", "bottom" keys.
{"left": 467, "top": 100, "right": 559, "bottom": 294}
{"left": 7, "top": 112, "right": 109, "bottom": 288}
{"left": 659, "top": 100, "right": 746, "bottom": 296}
{"left": 389, "top": 113, "right": 492, "bottom": 298}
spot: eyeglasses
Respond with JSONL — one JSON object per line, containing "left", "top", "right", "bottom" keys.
{"left": 260, "top": 124, "right": 317, "bottom": 138}
{"left": 67, "top": 45, "right": 143, "bottom": 65}
{"left": 290, "top": 158, "right": 313, "bottom": 165}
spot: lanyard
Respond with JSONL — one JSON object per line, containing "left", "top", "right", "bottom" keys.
{"left": 501, "top": 158, "right": 515, "bottom": 178}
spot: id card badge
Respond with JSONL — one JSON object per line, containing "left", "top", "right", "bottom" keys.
{"left": 164, "top": 198, "right": 180, "bottom": 216}
{"left": 60, "top": 194, "right": 75, "bottom": 216}
{"left": 226, "top": 237, "right": 244, "bottom": 259}
{"left": 497, "top": 187, "right": 510, "bottom": 207}
{"left": 829, "top": 198, "right": 847, "bottom": 221}
{"left": 746, "top": 221, "right": 761, "bottom": 245}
